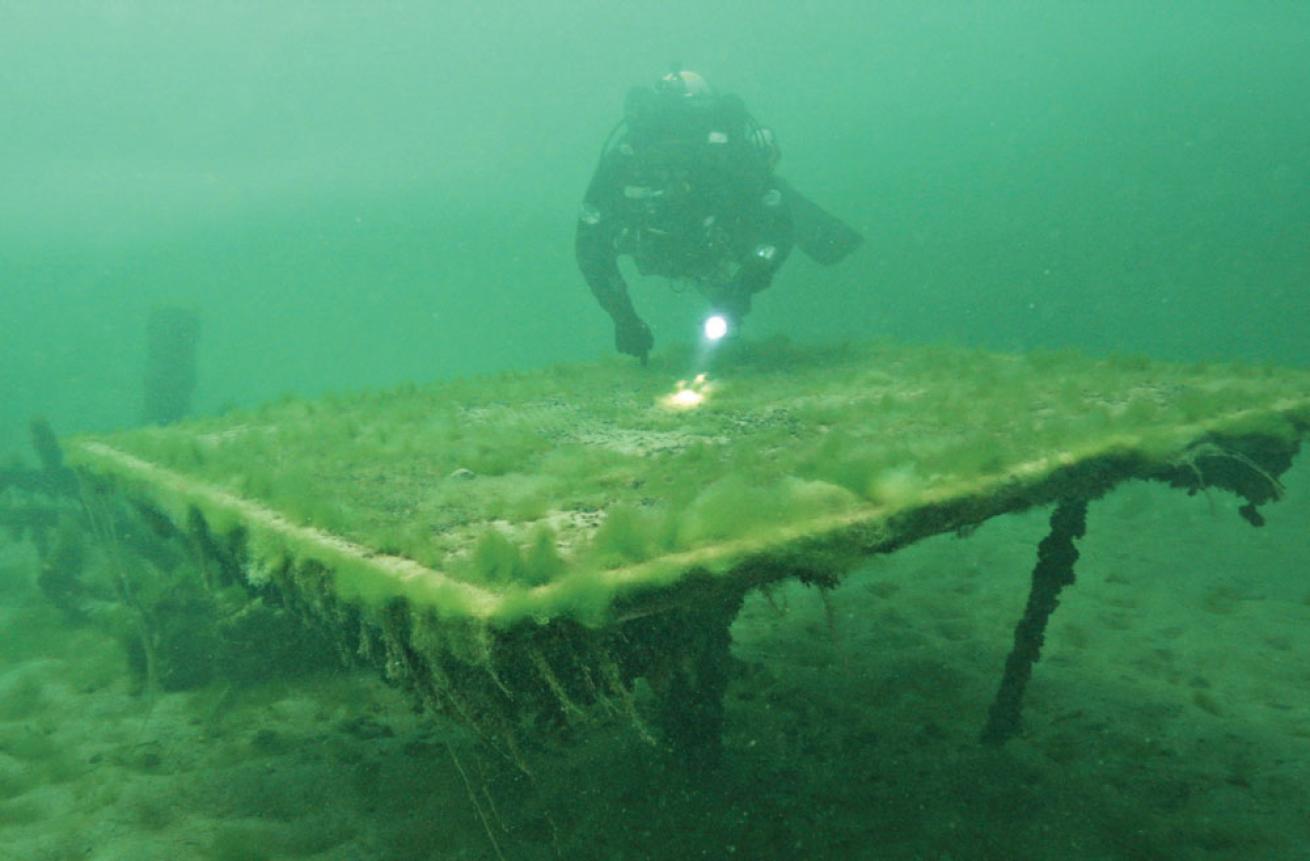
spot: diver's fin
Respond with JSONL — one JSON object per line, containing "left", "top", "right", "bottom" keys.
{"left": 776, "top": 176, "right": 863, "bottom": 265}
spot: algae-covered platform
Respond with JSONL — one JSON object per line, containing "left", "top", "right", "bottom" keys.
{"left": 65, "top": 340, "right": 1310, "bottom": 760}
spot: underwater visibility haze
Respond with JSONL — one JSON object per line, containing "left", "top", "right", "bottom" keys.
{"left": 2, "top": 2, "right": 1309, "bottom": 859}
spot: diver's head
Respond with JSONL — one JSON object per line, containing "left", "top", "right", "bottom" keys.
{"left": 655, "top": 69, "right": 714, "bottom": 104}
{"left": 624, "top": 69, "right": 719, "bottom": 141}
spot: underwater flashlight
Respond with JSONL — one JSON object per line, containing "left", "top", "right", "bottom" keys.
{"left": 703, "top": 314, "right": 729, "bottom": 342}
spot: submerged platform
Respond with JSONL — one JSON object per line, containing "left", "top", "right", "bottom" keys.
{"left": 70, "top": 340, "right": 1310, "bottom": 624}
{"left": 63, "top": 340, "right": 1310, "bottom": 760}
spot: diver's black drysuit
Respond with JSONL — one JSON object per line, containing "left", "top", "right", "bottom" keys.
{"left": 575, "top": 84, "right": 863, "bottom": 362}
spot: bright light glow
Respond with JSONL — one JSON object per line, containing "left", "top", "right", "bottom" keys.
{"left": 703, "top": 314, "right": 729, "bottom": 341}
{"left": 669, "top": 388, "right": 704, "bottom": 409}
{"left": 660, "top": 373, "right": 712, "bottom": 410}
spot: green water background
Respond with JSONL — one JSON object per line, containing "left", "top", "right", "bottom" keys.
{"left": 2, "top": 1, "right": 1307, "bottom": 453}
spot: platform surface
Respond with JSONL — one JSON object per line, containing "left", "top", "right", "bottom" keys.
{"left": 69, "top": 340, "right": 1310, "bottom": 624}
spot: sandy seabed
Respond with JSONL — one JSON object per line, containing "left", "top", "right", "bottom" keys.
{"left": 1, "top": 464, "right": 1307, "bottom": 861}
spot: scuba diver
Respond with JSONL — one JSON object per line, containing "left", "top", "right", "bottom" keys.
{"left": 575, "top": 69, "right": 863, "bottom": 363}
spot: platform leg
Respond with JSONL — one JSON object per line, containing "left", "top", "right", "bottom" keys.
{"left": 142, "top": 305, "right": 200, "bottom": 426}
{"left": 642, "top": 592, "right": 744, "bottom": 771}
{"left": 981, "top": 497, "right": 1088, "bottom": 745}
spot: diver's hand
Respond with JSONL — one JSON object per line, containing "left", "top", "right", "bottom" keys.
{"left": 614, "top": 315, "right": 653, "bottom": 364}
{"left": 709, "top": 281, "right": 753, "bottom": 335}
{"left": 719, "top": 282, "right": 753, "bottom": 321}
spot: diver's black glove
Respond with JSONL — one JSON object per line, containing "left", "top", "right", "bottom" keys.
{"left": 718, "top": 282, "right": 753, "bottom": 323}
{"left": 707, "top": 281, "right": 754, "bottom": 337}
{"left": 614, "top": 315, "right": 653, "bottom": 364}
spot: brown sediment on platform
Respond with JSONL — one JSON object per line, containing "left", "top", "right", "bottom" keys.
{"left": 63, "top": 340, "right": 1310, "bottom": 757}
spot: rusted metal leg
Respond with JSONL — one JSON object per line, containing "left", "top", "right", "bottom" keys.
{"left": 981, "top": 498, "right": 1088, "bottom": 745}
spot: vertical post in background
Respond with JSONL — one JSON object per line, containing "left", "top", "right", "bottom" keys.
{"left": 142, "top": 306, "right": 201, "bottom": 426}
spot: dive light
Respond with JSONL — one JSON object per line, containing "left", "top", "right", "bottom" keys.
{"left": 703, "top": 314, "right": 729, "bottom": 342}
